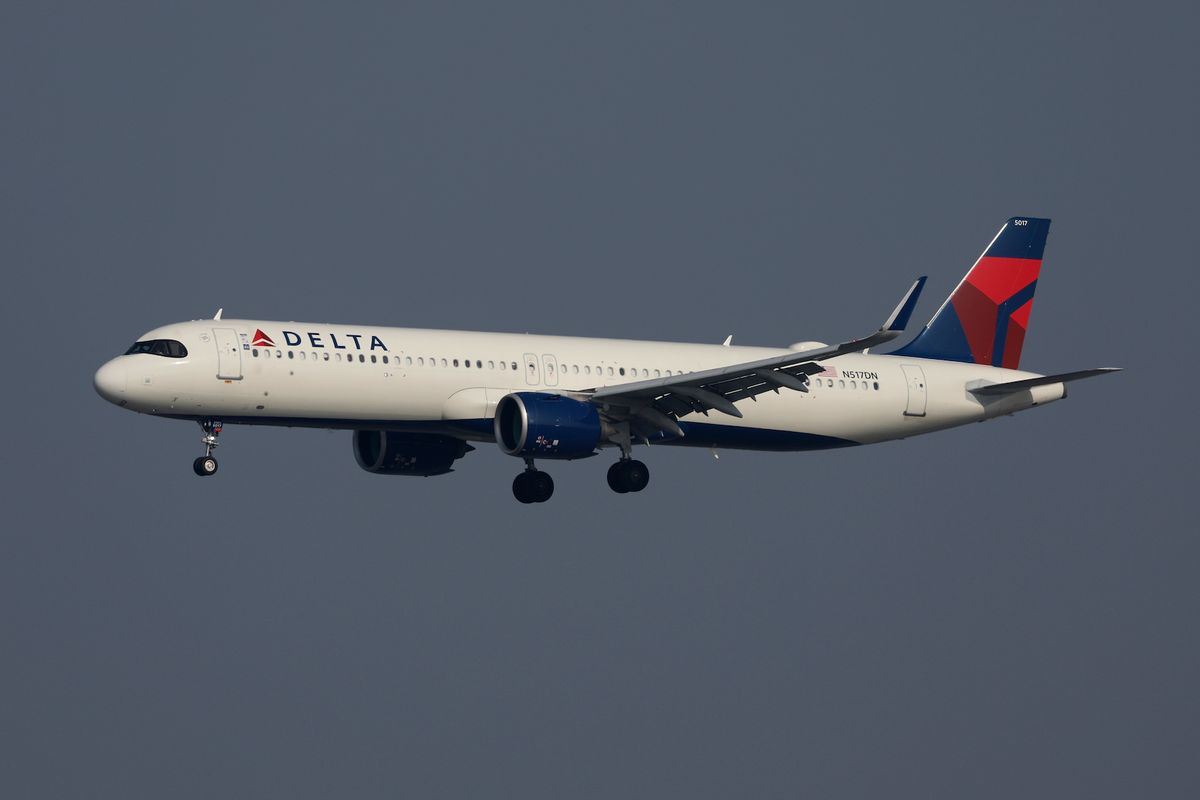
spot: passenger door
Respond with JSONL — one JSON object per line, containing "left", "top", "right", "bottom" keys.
{"left": 214, "top": 328, "right": 242, "bottom": 380}
{"left": 900, "top": 364, "right": 927, "bottom": 416}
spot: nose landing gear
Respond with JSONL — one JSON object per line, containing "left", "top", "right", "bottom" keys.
{"left": 513, "top": 459, "right": 554, "bottom": 503}
{"left": 192, "top": 419, "right": 222, "bottom": 476}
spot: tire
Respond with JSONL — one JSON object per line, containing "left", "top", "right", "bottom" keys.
{"left": 530, "top": 471, "right": 554, "bottom": 503}
{"left": 512, "top": 472, "right": 535, "bottom": 503}
{"left": 607, "top": 462, "right": 630, "bottom": 493}
{"left": 624, "top": 460, "right": 650, "bottom": 493}
{"left": 193, "top": 456, "right": 218, "bottom": 476}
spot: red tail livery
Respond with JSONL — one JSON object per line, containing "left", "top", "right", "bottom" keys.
{"left": 894, "top": 217, "right": 1048, "bottom": 369}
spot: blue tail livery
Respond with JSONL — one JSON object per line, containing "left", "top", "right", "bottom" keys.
{"left": 893, "top": 217, "right": 1049, "bottom": 369}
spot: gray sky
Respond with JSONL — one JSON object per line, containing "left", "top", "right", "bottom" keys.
{"left": 2, "top": 3, "right": 1196, "bottom": 798}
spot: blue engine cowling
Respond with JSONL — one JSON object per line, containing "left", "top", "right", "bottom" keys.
{"left": 353, "top": 431, "right": 473, "bottom": 476}
{"left": 494, "top": 392, "right": 602, "bottom": 460}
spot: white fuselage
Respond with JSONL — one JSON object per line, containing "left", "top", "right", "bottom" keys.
{"left": 94, "top": 318, "right": 1065, "bottom": 451}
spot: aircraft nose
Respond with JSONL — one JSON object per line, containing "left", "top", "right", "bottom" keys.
{"left": 94, "top": 358, "right": 127, "bottom": 404}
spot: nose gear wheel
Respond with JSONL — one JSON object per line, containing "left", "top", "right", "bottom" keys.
{"left": 193, "top": 419, "right": 223, "bottom": 477}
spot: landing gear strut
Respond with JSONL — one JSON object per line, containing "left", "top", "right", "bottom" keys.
{"left": 607, "top": 458, "right": 650, "bottom": 494}
{"left": 605, "top": 420, "right": 650, "bottom": 494}
{"left": 193, "top": 419, "right": 222, "bottom": 476}
{"left": 513, "top": 459, "right": 554, "bottom": 503}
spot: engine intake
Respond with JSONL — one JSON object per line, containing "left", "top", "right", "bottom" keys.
{"left": 352, "top": 431, "right": 473, "bottom": 476}
{"left": 494, "top": 392, "right": 602, "bottom": 460}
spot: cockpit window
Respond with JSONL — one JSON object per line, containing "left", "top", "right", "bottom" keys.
{"left": 125, "top": 339, "right": 188, "bottom": 358}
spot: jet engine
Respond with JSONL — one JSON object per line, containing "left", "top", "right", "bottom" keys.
{"left": 352, "top": 431, "right": 473, "bottom": 476}
{"left": 494, "top": 392, "right": 602, "bottom": 460}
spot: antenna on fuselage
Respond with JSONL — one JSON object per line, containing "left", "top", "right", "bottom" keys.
{"left": 213, "top": 308, "right": 223, "bottom": 320}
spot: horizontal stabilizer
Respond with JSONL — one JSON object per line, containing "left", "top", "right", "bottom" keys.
{"left": 969, "top": 368, "right": 1121, "bottom": 396}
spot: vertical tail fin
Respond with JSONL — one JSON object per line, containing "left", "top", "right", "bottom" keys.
{"left": 892, "top": 217, "right": 1049, "bottom": 369}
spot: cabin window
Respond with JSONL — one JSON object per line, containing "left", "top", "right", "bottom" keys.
{"left": 323, "top": 352, "right": 330, "bottom": 361}
{"left": 370, "top": 355, "right": 377, "bottom": 363}
{"left": 488, "top": 360, "right": 495, "bottom": 369}
{"left": 511, "top": 362, "right": 518, "bottom": 371}
{"left": 251, "top": 349, "right": 259, "bottom": 358}
{"left": 607, "top": 367, "right": 614, "bottom": 376}
{"left": 453, "top": 359, "right": 459, "bottom": 367}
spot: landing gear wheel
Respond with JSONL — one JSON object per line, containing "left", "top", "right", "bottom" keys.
{"left": 623, "top": 459, "right": 649, "bottom": 492}
{"left": 193, "top": 456, "right": 218, "bottom": 476}
{"left": 513, "top": 470, "right": 554, "bottom": 503}
{"left": 513, "top": 473, "right": 535, "bottom": 503}
{"left": 607, "top": 459, "right": 650, "bottom": 494}
{"left": 529, "top": 471, "right": 554, "bottom": 503}
{"left": 607, "top": 462, "right": 630, "bottom": 493}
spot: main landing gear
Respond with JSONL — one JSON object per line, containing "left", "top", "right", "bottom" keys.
{"left": 512, "top": 459, "right": 554, "bottom": 504}
{"left": 607, "top": 458, "right": 650, "bottom": 494}
{"left": 192, "top": 419, "right": 222, "bottom": 477}
{"left": 606, "top": 420, "right": 649, "bottom": 494}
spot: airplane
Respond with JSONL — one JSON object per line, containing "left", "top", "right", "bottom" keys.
{"left": 94, "top": 217, "right": 1118, "bottom": 503}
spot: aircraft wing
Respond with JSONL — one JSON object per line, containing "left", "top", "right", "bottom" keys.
{"left": 583, "top": 277, "right": 927, "bottom": 439}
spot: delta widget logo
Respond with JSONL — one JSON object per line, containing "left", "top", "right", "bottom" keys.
{"left": 247, "top": 327, "right": 389, "bottom": 352}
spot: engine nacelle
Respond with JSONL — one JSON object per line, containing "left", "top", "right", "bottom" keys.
{"left": 352, "top": 431, "right": 473, "bottom": 476}
{"left": 494, "top": 392, "right": 602, "bottom": 460}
